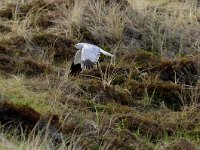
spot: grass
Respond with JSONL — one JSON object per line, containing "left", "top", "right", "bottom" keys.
{"left": 0, "top": 0, "right": 200, "bottom": 149}
{"left": 0, "top": 74, "right": 50, "bottom": 113}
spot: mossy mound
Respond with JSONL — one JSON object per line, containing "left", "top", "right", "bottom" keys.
{"left": 0, "top": 0, "right": 57, "bottom": 19}
{"left": 0, "top": 55, "right": 18, "bottom": 73}
{"left": 0, "top": 101, "right": 62, "bottom": 143}
{"left": 123, "top": 50, "right": 160, "bottom": 68}
{"left": 78, "top": 79, "right": 132, "bottom": 105}
{"left": 158, "top": 58, "right": 198, "bottom": 85}
{"left": 18, "top": 59, "right": 52, "bottom": 76}
{"left": 163, "top": 139, "right": 198, "bottom": 150}
{"left": 79, "top": 27, "right": 98, "bottom": 45}
{"left": 115, "top": 115, "right": 167, "bottom": 140}
{"left": 0, "top": 36, "right": 29, "bottom": 57}
{"left": 32, "top": 32, "right": 75, "bottom": 62}
{"left": 123, "top": 51, "right": 198, "bottom": 86}
{"left": 0, "top": 54, "right": 52, "bottom": 76}
{"left": 0, "top": 33, "right": 76, "bottom": 63}
{"left": 114, "top": 105, "right": 200, "bottom": 142}
{"left": 0, "top": 32, "right": 76, "bottom": 76}
{"left": 104, "top": 129, "right": 152, "bottom": 149}
{"left": 36, "top": 11, "right": 58, "bottom": 29}
{"left": 0, "top": 102, "right": 41, "bottom": 129}
{"left": 0, "top": 36, "right": 53, "bottom": 76}
{"left": 127, "top": 80, "right": 183, "bottom": 110}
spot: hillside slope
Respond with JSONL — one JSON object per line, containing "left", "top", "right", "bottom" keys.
{"left": 0, "top": 0, "right": 200, "bottom": 149}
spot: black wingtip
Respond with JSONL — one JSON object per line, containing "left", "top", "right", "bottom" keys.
{"left": 82, "top": 59, "right": 95, "bottom": 69}
{"left": 70, "top": 63, "right": 82, "bottom": 76}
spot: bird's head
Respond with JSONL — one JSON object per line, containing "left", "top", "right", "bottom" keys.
{"left": 75, "top": 43, "right": 84, "bottom": 50}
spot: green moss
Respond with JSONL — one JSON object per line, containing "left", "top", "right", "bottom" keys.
{"left": 5, "top": 91, "right": 50, "bottom": 113}
{"left": 0, "top": 75, "right": 50, "bottom": 114}
{"left": 8, "top": 95, "right": 50, "bottom": 113}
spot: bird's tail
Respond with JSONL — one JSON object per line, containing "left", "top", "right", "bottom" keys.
{"left": 100, "top": 49, "right": 115, "bottom": 57}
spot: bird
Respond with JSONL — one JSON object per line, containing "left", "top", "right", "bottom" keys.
{"left": 70, "top": 43, "right": 115, "bottom": 75}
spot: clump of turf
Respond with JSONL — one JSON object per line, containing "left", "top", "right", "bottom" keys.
{"left": 0, "top": 54, "right": 52, "bottom": 76}
{"left": 0, "top": 0, "right": 57, "bottom": 19}
{"left": 103, "top": 129, "right": 153, "bottom": 149}
{"left": 32, "top": 32, "right": 76, "bottom": 63}
{"left": 115, "top": 115, "right": 168, "bottom": 140}
{"left": 19, "top": 59, "right": 52, "bottom": 76}
{"left": 0, "top": 24, "right": 11, "bottom": 33}
{"left": 77, "top": 79, "right": 132, "bottom": 105}
{"left": 159, "top": 58, "right": 198, "bottom": 85}
{"left": 163, "top": 139, "right": 198, "bottom": 150}
{"left": 0, "top": 55, "right": 18, "bottom": 73}
{"left": 79, "top": 27, "right": 98, "bottom": 45}
{"left": 123, "top": 51, "right": 198, "bottom": 86}
{"left": 0, "top": 44, "right": 13, "bottom": 56}
{"left": 0, "top": 4, "right": 14, "bottom": 19}
{"left": 127, "top": 80, "right": 183, "bottom": 110}
{"left": 103, "top": 0, "right": 130, "bottom": 8}
{"left": 123, "top": 50, "right": 160, "bottom": 68}
{"left": 36, "top": 11, "right": 57, "bottom": 29}
{"left": 0, "top": 36, "right": 28, "bottom": 57}
{"left": 0, "top": 101, "right": 62, "bottom": 143}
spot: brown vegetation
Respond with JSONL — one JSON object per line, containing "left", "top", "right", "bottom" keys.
{"left": 0, "top": 101, "right": 62, "bottom": 143}
{"left": 0, "top": 0, "right": 200, "bottom": 149}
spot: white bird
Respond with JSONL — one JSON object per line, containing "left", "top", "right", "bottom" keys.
{"left": 71, "top": 43, "right": 114, "bottom": 75}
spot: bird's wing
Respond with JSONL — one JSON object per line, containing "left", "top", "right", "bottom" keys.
{"left": 81, "top": 45, "right": 101, "bottom": 69}
{"left": 100, "top": 49, "right": 115, "bottom": 57}
{"left": 73, "top": 50, "right": 82, "bottom": 65}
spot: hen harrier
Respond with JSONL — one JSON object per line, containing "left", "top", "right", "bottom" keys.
{"left": 70, "top": 43, "right": 115, "bottom": 75}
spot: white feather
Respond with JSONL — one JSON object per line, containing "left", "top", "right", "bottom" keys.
{"left": 81, "top": 45, "right": 101, "bottom": 63}
{"left": 74, "top": 43, "right": 115, "bottom": 69}
{"left": 73, "top": 50, "right": 81, "bottom": 65}
{"left": 100, "top": 49, "right": 115, "bottom": 57}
